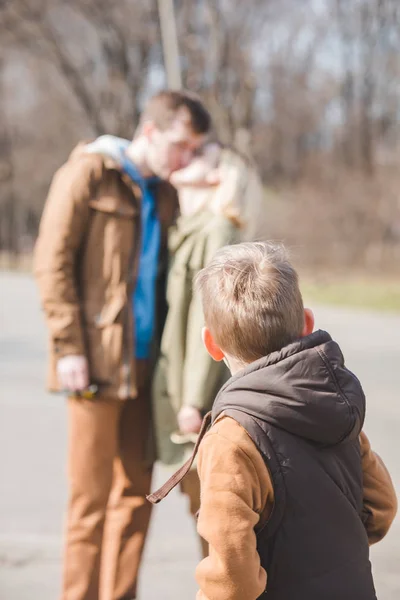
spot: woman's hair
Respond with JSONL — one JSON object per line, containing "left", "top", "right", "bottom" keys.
{"left": 172, "top": 143, "right": 266, "bottom": 240}
{"left": 209, "top": 147, "right": 266, "bottom": 240}
{"left": 208, "top": 147, "right": 248, "bottom": 227}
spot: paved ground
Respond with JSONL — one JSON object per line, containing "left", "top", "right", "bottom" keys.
{"left": 0, "top": 271, "right": 399, "bottom": 599}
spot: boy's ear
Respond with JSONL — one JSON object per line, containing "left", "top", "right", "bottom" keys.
{"left": 202, "top": 327, "right": 225, "bottom": 362}
{"left": 301, "top": 308, "right": 315, "bottom": 337}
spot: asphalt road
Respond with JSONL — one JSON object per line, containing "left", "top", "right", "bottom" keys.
{"left": 0, "top": 271, "right": 399, "bottom": 599}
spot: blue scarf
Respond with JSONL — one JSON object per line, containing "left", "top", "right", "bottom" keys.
{"left": 122, "top": 158, "right": 161, "bottom": 359}
{"left": 86, "top": 136, "right": 161, "bottom": 359}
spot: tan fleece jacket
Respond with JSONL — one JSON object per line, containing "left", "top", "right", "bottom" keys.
{"left": 196, "top": 416, "right": 397, "bottom": 600}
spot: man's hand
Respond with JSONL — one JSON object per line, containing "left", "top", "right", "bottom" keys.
{"left": 57, "top": 355, "right": 89, "bottom": 392}
{"left": 177, "top": 406, "right": 203, "bottom": 435}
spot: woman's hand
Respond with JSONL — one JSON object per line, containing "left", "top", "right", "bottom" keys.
{"left": 169, "top": 143, "right": 221, "bottom": 188}
{"left": 178, "top": 406, "right": 203, "bottom": 435}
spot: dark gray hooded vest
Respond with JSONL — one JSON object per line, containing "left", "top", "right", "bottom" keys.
{"left": 211, "top": 330, "right": 376, "bottom": 600}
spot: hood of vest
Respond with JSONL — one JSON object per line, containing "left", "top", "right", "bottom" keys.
{"left": 212, "top": 330, "right": 365, "bottom": 446}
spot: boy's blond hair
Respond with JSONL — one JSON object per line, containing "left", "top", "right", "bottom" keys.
{"left": 195, "top": 242, "right": 305, "bottom": 363}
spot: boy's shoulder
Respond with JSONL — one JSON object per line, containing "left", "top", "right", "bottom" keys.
{"left": 209, "top": 413, "right": 252, "bottom": 443}
{"left": 200, "top": 414, "right": 274, "bottom": 519}
{"left": 204, "top": 414, "right": 268, "bottom": 475}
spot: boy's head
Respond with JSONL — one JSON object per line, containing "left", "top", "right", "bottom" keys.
{"left": 195, "top": 242, "right": 314, "bottom": 372}
{"left": 136, "top": 90, "right": 211, "bottom": 179}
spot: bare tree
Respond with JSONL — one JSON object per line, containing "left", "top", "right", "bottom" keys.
{"left": 1, "top": 0, "right": 400, "bottom": 270}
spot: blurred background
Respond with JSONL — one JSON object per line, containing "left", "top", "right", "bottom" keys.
{"left": 1, "top": 1, "right": 400, "bottom": 285}
{"left": 0, "top": 0, "right": 399, "bottom": 598}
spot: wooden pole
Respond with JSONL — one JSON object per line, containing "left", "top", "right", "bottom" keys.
{"left": 157, "top": 0, "right": 182, "bottom": 89}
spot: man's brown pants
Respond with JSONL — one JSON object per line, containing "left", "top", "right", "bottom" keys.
{"left": 62, "top": 387, "right": 153, "bottom": 600}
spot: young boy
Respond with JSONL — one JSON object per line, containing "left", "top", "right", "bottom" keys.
{"left": 148, "top": 241, "right": 397, "bottom": 600}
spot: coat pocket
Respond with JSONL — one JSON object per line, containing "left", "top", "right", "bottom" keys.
{"left": 89, "top": 195, "right": 138, "bottom": 219}
{"left": 86, "top": 322, "right": 124, "bottom": 387}
{"left": 84, "top": 288, "right": 128, "bottom": 387}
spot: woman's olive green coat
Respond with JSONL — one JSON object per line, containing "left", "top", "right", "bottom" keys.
{"left": 152, "top": 210, "right": 237, "bottom": 467}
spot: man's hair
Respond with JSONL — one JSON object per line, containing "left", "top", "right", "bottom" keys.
{"left": 140, "top": 90, "right": 211, "bottom": 134}
{"left": 195, "top": 242, "right": 305, "bottom": 364}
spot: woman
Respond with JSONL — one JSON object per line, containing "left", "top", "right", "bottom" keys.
{"left": 152, "top": 143, "right": 264, "bottom": 555}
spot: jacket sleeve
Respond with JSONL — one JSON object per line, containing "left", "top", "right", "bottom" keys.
{"left": 360, "top": 430, "right": 397, "bottom": 544}
{"left": 34, "top": 156, "right": 100, "bottom": 358}
{"left": 181, "top": 221, "right": 236, "bottom": 411}
{"left": 196, "top": 426, "right": 268, "bottom": 600}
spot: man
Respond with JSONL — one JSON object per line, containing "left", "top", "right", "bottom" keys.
{"left": 34, "top": 90, "right": 211, "bottom": 600}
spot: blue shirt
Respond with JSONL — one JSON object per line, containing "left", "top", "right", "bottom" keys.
{"left": 120, "top": 156, "right": 161, "bottom": 360}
